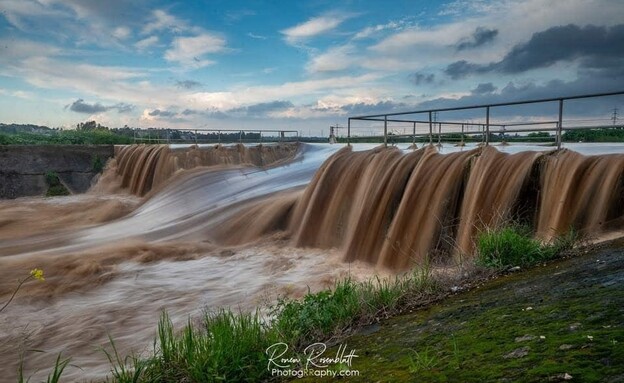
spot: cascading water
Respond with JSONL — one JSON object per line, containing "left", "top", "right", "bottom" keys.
{"left": 114, "top": 143, "right": 300, "bottom": 196}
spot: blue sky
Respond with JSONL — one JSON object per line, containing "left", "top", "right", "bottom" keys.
{"left": 0, "top": 0, "right": 623, "bottom": 134}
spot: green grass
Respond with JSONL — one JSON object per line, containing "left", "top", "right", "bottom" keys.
{"left": 476, "top": 226, "right": 576, "bottom": 269}
{"left": 324, "top": 248, "right": 624, "bottom": 383}
{"left": 86, "top": 268, "right": 443, "bottom": 383}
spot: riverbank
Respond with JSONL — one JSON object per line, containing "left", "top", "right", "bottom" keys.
{"left": 299, "top": 240, "right": 624, "bottom": 382}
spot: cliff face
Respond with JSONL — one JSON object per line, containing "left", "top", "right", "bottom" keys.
{"left": 0, "top": 145, "right": 114, "bottom": 199}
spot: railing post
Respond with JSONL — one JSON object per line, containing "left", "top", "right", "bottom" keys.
{"left": 428, "top": 111, "right": 433, "bottom": 145}
{"left": 383, "top": 115, "right": 388, "bottom": 147}
{"left": 347, "top": 118, "right": 351, "bottom": 146}
{"left": 485, "top": 106, "right": 490, "bottom": 146}
{"left": 438, "top": 122, "right": 442, "bottom": 147}
{"left": 557, "top": 99, "right": 564, "bottom": 149}
{"left": 461, "top": 123, "right": 464, "bottom": 145}
{"left": 412, "top": 121, "right": 416, "bottom": 148}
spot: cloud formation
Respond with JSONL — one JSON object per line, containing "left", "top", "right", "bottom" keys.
{"left": 164, "top": 33, "right": 227, "bottom": 68}
{"left": 224, "top": 101, "right": 294, "bottom": 118}
{"left": 176, "top": 80, "right": 202, "bottom": 89}
{"left": 446, "top": 24, "right": 624, "bottom": 78}
{"left": 281, "top": 14, "right": 350, "bottom": 44}
{"left": 68, "top": 99, "right": 134, "bottom": 114}
{"left": 148, "top": 109, "right": 176, "bottom": 117}
{"left": 456, "top": 27, "right": 498, "bottom": 50}
{"left": 410, "top": 72, "right": 436, "bottom": 86}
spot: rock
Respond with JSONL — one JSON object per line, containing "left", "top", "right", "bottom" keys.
{"left": 559, "top": 344, "right": 573, "bottom": 350}
{"left": 515, "top": 335, "right": 535, "bottom": 342}
{"left": 504, "top": 346, "right": 530, "bottom": 359}
{"left": 569, "top": 322, "right": 581, "bottom": 331}
{"left": 549, "top": 373, "right": 573, "bottom": 381}
{"left": 509, "top": 266, "right": 521, "bottom": 272}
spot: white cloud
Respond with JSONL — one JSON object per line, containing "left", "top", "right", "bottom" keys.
{"left": 142, "top": 9, "right": 188, "bottom": 35}
{"left": 307, "top": 44, "right": 356, "bottom": 73}
{"left": 0, "top": 0, "right": 66, "bottom": 30}
{"left": 164, "top": 33, "right": 227, "bottom": 68}
{"left": 135, "top": 36, "right": 159, "bottom": 50}
{"left": 281, "top": 14, "right": 351, "bottom": 44}
{"left": 185, "top": 73, "right": 383, "bottom": 110}
{"left": 0, "top": 39, "right": 61, "bottom": 62}
{"left": 112, "top": 26, "right": 131, "bottom": 40}
{"left": 0, "top": 88, "right": 34, "bottom": 99}
{"left": 247, "top": 32, "right": 267, "bottom": 40}
{"left": 353, "top": 19, "right": 410, "bottom": 40}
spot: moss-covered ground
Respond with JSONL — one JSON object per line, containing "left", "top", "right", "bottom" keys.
{"left": 299, "top": 244, "right": 624, "bottom": 382}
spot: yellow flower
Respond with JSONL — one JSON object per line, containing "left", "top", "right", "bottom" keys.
{"left": 30, "top": 268, "right": 45, "bottom": 281}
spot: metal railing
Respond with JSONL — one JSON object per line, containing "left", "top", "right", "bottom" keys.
{"left": 347, "top": 91, "right": 624, "bottom": 149}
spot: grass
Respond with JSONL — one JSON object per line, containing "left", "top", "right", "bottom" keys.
{"left": 17, "top": 352, "right": 71, "bottom": 383}
{"left": 476, "top": 225, "right": 577, "bottom": 269}
{"left": 322, "top": 246, "right": 624, "bottom": 383}
{"left": 84, "top": 267, "right": 443, "bottom": 383}
{"left": 407, "top": 348, "right": 438, "bottom": 373}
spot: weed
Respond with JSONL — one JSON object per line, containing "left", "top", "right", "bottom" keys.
{"left": 407, "top": 347, "right": 439, "bottom": 373}
{"left": 92, "top": 155, "right": 105, "bottom": 173}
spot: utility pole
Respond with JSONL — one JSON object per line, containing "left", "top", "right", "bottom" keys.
{"left": 612, "top": 108, "right": 619, "bottom": 125}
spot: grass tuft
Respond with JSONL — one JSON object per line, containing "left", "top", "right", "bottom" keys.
{"left": 476, "top": 225, "right": 577, "bottom": 269}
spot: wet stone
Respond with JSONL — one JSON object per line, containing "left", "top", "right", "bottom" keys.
{"left": 504, "top": 346, "right": 530, "bottom": 359}
{"left": 515, "top": 335, "right": 535, "bottom": 342}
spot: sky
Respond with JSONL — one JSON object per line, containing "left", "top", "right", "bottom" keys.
{"left": 1, "top": 0, "right": 623, "bottom": 135}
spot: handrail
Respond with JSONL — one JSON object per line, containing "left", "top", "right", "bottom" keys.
{"left": 347, "top": 90, "right": 624, "bottom": 149}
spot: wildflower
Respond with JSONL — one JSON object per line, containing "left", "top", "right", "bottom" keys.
{"left": 30, "top": 268, "right": 45, "bottom": 281}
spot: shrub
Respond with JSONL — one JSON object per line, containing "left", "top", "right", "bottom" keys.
{"left": 92, "top": 155, "right": 105, "bottom": 173}
{"left": 45, "top": 171, "right": 70, "bottom": 196}
{"left": 476, "top": 226, "right": 576, "bottom": 268}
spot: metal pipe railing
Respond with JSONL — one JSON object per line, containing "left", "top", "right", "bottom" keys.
{"left": 347, "top": 91, "right": 624, "bottom": 146}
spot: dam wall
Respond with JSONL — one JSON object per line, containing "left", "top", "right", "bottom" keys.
{"left": 0, "top": 145, "right": 114, "bottom": 199}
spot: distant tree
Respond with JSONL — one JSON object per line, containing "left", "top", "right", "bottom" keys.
{"left": 77, "top": 121, "right": 109, "bottom": 131}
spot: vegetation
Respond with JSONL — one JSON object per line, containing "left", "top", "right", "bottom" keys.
{"left": 310, "top": 244, "right": 624, "bottom": 382}
{"left": 92, "top": 155, "right": 105, "bottom": 173}
{"left": 0, "top": 268, "right": 45, "bottom": 314}
{"left": 44, "top": 171, "right": 71, "bottom": 197}
{"left": 476, "top": 226, "right": 577, "bottom": 269}
{"left": 0, "top": 130, "right": 133, "bottom": 145}
{"left": 94, "top": 269, "right": 442, "bottom": 382}
{"left": 563, "top": 127, "right": 624, "bottom": 142}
